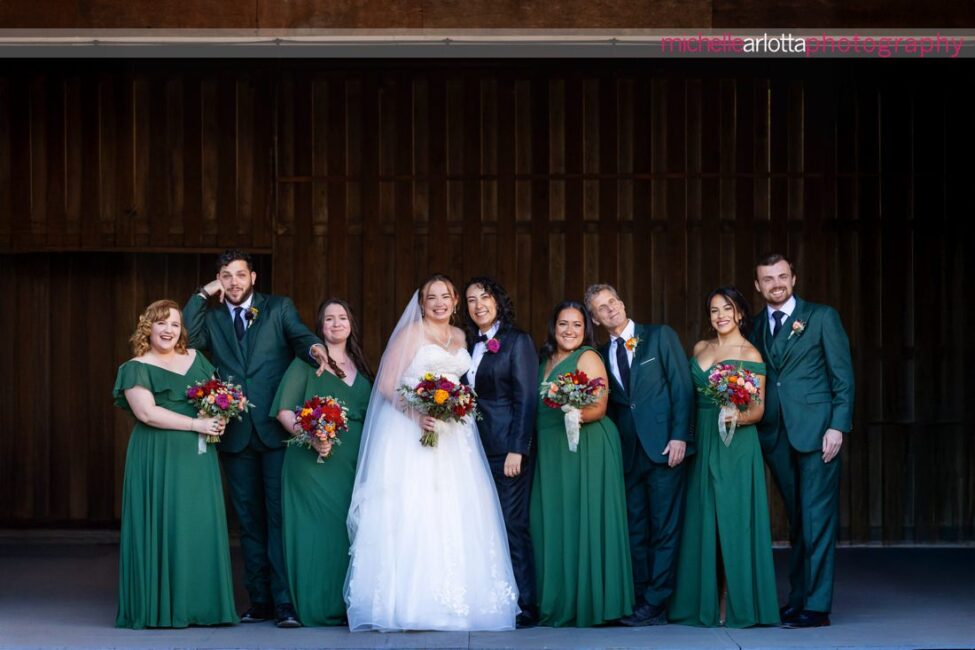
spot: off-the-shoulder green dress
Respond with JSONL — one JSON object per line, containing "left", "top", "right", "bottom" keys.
{"left": 669, "top": 359, "right": 779, "bottom": 628}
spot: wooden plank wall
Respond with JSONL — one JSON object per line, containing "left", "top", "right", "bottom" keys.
{"left": 0, "top": 60, "right": 972, "bottom": 543}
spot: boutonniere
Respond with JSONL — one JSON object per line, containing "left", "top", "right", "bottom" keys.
{"left": 625, "top": 336, "right": 640, "bottom": 352}
{"left": 244, "top": 306, "right": 259, "bottom": 323}
{"left": 788, "top": 320, "right": 805, "bottom": 340}
{"left": 486, "top": 337, "right": 501, "bottom": 354}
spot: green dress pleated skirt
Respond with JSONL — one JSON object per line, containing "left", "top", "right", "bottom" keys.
{"left": 269, "top": 360, "right": 370, "bottom": 626}
{"left": 530, "top": 346, "right": 634, "bottom": 627}
{"left": 113, "top": 353, "right": 238, "bottom": 629}
{"left": 669, "top": 359, "right": 780, "bottom": 628}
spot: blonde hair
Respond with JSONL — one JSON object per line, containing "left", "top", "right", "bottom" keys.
{"left": 130, "top": 299, "right": 188, "bottom": 356}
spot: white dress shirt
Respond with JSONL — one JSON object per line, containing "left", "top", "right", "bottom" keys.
{"left": 609, "top": 319, "right": 636, "bottom": 388}
{"left": 227, "top": 294, "right": 254, "bottom": 331}
{"left": 467, "top": 321, "right": 500, "bottom": 387}
{"left": 766, "top": 295, "right": 797, "bottom": 336}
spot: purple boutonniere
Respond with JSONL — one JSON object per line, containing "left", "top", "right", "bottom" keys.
{"left": 788, "top": 320, "right": 805, "bottom": 340}
{"left": 486, "top": 337, "right": 501, "bottom": 354}
{"left": 244, "top": 306, "right": 259, "bottom": 323}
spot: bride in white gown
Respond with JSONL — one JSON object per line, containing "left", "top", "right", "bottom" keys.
{"left": 344, "top": 275, "right": 519, "bottom": 632}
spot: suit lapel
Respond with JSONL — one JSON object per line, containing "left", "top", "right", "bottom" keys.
{"left": 472, "top": 324, "right": 508, "bottom": 392}
{"left": 626, "top": 322, "right": 648, "bottom": 395}
{"left": 214, "top": 304, "right": 246, "bottom": 369}
{"left": 778, "top": 297, "right": 808, "bottom": 368}
{"left": 599, "top": 341, "right": 626, "bottom": 403}
{"left": 756, "top": 309, "right": 776, "bottom": 368}
{"left": 244, "top": 293, "right": 269, "bottom": 360}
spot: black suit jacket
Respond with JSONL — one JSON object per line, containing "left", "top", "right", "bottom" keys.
{"left": 463, "top": 325, "right": 539, "bottom": 457}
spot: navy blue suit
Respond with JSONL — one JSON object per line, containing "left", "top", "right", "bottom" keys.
{"left": 464, "top": 324, "right": 539, "bottom": 614}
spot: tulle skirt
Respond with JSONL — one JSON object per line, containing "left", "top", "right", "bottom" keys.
{"left": 344, "top": 405, "right": 519, "bottom": 631}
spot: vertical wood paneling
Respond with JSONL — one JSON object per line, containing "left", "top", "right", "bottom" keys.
{"left": 326, "top": 77, "right": 349, "bottom": 300}
{"left": 394, "top": 79, "right": 416, "bottom": 308}
{"left": 0, "top": 78, "right": 11, "bottom": 250}
{"left": 0, "top": 61, "right": 970, "bottom": 544}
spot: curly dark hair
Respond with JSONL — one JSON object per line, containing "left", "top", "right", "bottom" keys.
{"left": 461, "top": 276, "right": 517, "bottom": 343}
{"left": 215, "top": 248, "right": 254, "bottom": 273}
{"left": 315, "top": 298, "right": 374, "bottom": 381}
{"left": 539, "top": 301, "right": 596, "bottom": 361}
{"left": 704, "top": 286, "right": 753, "bottom": 338}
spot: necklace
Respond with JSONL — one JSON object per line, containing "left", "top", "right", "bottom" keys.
{"left": 425, "top": 321, "right": 453, "bottom": 350}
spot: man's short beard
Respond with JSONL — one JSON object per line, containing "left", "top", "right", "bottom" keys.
{"left": 225, "top": 286, "right": 255, "bottom": 307}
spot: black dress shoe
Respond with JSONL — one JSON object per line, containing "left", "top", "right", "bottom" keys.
{"left": 240, "top": 602, "right": 272, "bottom": 623}
{"left": 782, "top": 610, "right": 830, "bottom": 628}
{"left": 779, "top": 604, "right": 802, "bottom": 623}
{"left": 275, "top": 603, "right": 302, "bottom": 628}
{"left": 516, "top": 612, "right": 538, "bottom": 629}
{"left": 620, "top": 602, "right": 668, "bottom": 627}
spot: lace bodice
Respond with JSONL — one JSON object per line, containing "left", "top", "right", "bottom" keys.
{"left": 403, "top": 344, "right": 472, "bottom": 385}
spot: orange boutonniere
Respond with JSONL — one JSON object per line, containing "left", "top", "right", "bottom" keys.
{"left": 788, "top": 320, "right": 805, "bottom": 340}
{"left": 625, "top": 336, "right": 640, "bottom": 352}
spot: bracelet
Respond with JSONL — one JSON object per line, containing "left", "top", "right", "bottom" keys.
{"left": 196, "top": 285, "right": 210, "bottom": 299}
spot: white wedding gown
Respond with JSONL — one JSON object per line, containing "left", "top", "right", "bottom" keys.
{"left": 345, "top": 344, "right": 519, "bottom": 631}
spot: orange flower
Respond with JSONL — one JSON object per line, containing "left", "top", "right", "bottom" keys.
{"left": 433, "top": 389, "right": 450, "bottom": 405}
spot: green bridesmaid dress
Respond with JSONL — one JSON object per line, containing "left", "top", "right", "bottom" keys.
{"left": 669, "top": 359, "right": 780, "bottom": 628}
{"left": 113, "top": 353, "right": 238, "bottom": 629}
{"left": 530, "top": 346, "right": 634, "bottom": 627}
{"left": 269, "top": 359, "right": 371, "bottom": 626}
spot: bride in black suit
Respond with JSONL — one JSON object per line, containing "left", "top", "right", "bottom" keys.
{"left": 462, "top": 276, "right": 540, "bottom": 628}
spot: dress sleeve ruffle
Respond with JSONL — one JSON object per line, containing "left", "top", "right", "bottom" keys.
{"left": 112, "top": 361, "right": 153, "bottom": 412}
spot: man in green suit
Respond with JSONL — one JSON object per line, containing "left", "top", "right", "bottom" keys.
{"left": 185, "top": 249, "right": 328, "bottom": 628}
{"left": 750, "top": 252, "right": 854, "bottom": 629}
{"left": 586, "top": 284, "right": 694, "bottom": 626}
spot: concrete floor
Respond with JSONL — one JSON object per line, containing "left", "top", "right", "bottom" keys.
{"left": 0, "top": 542, "right": 972, "bottom": 649}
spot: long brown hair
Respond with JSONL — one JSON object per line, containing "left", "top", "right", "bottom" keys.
{"left": 129, "top": 299, "right": 188, "bottom": 356}
{"left": 315, "top": 298, "right": 373, "bottom": 381}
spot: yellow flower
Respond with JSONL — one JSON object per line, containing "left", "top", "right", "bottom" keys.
{"left": 433, "top": 389, "right": 450, "bottom": 405}
{"left": 300, "top": 407, "right": 313, "bottom": 417}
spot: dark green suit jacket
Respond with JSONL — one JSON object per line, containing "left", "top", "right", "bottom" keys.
{"left": 184, "top": 292, "right": 320, "bottom": 453}
{"left": 750, "top": 296, "right": 855, "bottom": 454}
{"left": 600, "top": 322, "right": 695, "bottom": 465}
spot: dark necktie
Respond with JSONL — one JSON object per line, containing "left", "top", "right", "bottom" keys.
{"left": 234, "top": 307, "right": 245, "bottom": 341}
{"left": 772, "top": 310, "right": 785, "bottom": 338}
{"left": 615, "top": 338, "right": 631, "bottom": 392}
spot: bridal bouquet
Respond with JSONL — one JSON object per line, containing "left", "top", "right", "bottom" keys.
{"left": 398, "top": 373, "right": 479, "bottom": 447}
{"left": 540, "top": 370, "right": 605, "bottom": 452}
{"left": 186, "top": 376, "right": 250, "bottom": 453}
{"left": 698, "top": 363, "right": 762, "bottom": 446}
{"left": 287, "top": 395, "right": 349, "bottom": 463}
